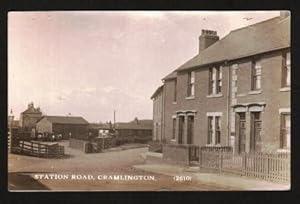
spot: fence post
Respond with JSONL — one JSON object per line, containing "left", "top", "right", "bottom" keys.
{"left": 199, "top": 148, "right": 202, "bottom": 170}
{"left": 219, "top": 152, "right": 223, "bottom": 174}
{"left": 267, "top": 155, "right": 270, "bottom": 181}
{"left": 38, "top": 143, "right": 40, "bottom": 157}
{"left": 21, "top": 141, "right": 24, "bottom": 154}
{"left": 242, "top": 153, "right": 247, "bottom": 176}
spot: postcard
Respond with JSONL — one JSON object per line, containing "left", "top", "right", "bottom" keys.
{"left": 8, "top": 10, "right": 290, "bottom": 191}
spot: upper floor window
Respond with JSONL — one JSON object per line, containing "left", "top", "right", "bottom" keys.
{"left": 282, "top": 52, "right": 291, "bottom": 87}
{"left": 187, "top": 71, "right": 195, "bottom": 97}
{"left": 209, "top": 66, "right": 222, "bottom": 95}
{"left": 173, "top": 79, "right": 177, "bottom": 102}
{"left": 251, "top": 60, "right": 262, "bottom": 90}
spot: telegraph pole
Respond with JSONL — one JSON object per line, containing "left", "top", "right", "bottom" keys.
{"left": 113, "top": 110, "right": 116, "bottom": 129}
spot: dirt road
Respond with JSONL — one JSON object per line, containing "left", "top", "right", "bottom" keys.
{"left": 8, "top": 142, "right": 230, "bottom": 191}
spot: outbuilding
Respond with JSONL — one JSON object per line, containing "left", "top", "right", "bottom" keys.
{"left": 36, "top": 115, "right": 89, "bottom": 140}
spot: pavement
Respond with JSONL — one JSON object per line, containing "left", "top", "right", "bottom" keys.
{"left": 133, "top": 163, "right": 290, "bottom": 191}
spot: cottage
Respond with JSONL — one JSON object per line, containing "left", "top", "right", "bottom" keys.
{"left": 36, "top": 115, "right": 89, "bottom": 140}
{"left": 152, "top": 12, "right": 290, "bottom": 154}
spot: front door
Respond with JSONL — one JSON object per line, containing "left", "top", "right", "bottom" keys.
{"left": 236, "top": 112, "right": 246, "bottom": 154}
{"left": 178, "top": 116, "right": 184, "bottom": 144}
{"left": 250, "top": 112, "right": 262, "bottom": 152}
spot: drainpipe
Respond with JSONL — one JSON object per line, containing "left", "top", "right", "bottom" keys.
{"left": 162, "top": 82, "right": 166, "bottom": 144}
{"left": 161, "top": 85, "right": 164, "bottom": 143}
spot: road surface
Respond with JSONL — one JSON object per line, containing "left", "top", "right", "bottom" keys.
{"left": 8, "top": 141, "right": 230, "bottom": 191}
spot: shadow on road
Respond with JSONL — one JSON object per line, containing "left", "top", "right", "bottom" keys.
{"left": 8, "top": 172, "right": 50, "bottom": 191}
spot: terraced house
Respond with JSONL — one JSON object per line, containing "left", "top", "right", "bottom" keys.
{"left": 152, "top": 12, "right": 290, "bottom": 155}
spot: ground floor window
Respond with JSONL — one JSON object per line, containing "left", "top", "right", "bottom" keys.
{"left": 207, "top": 115, "right": 221, "bottom": 145}
{"left": 280, "top": 113, "right": 290, "bottom": 149}
{"left": 172, "top": 118, "right": 176, "bottom": 140}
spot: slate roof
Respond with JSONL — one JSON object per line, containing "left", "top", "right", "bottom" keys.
{"left": 162, "top": 71, "right": 177, "bottom": 81}
{"left": 39, "top": 116, "right": 89, "bottom": 125}
{"left": 115, "top": 119, "right": 153, "bottom": 130}
{"left": 150, "top": 85, "right": 164, "bottom": 99}
{"left": 176, "top": 16, "right": 290, "bottom": 72}
{"left": 22, "top": 107, "right": 42, "bottom": 114}
{"left": 88, "top": 123, "right": 112, "bottom": 129}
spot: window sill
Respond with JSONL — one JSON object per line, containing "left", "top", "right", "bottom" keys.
{"left": 207, "top": 94, "right": 223, "bottom": 98}
{"left": 171, "top": 139, "right": 176, "bottom": 142}
{"left": 277, "top": 149, "right": 290, "bottom": 153}
{"left": 279, "top": 87, "right": 290, "bottom": 92}
{"left": 248, "top": 90, "right": 262, "bottom": 95}
{"left": 185, "top": 96, "right": 195, "bottom": 100}
{"left": 172, "top": 101, "right": 177, "bottom": 104}
{"left": 205, "top": 144, "right": 221, "bottom": 147}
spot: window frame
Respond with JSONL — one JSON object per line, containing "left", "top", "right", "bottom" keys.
{"left": 208, "top": 66, "right": 222, "bottom": 95}
{"left": 207, "top": 116, "right": 213, "bottom": 144}
{"left": 173, "top": 79, "right": 177, "bottom": 102}
{"left": 187, "top": 71, "right": 195, "bottom": 97}
{"left": 280, "top": 112, "right": 290, "bottom": 149}
{"left": 207, "top": 115, "right": 222, "bottom": 145}
{"left": 215, "top": 116, "right": 221, "bottom": 144}
{"left": 281, "top": 51, "right": 291, "bottom": 88}
{"left": 251, "top": 60, "right": 262, "bottom": 91}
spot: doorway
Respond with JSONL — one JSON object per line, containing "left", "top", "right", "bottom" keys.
{"left": 178, "top": 116, "right": 185, "bottom": 144}
{"left": 187, "top": 116, "right": 194, "bottom": 144}
{"left": 236, "top": 112, "right": 246, "bottom": 154}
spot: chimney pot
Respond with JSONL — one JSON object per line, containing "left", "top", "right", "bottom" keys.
{"left": 199, "top": 29, "right": 219, "bottom": 53}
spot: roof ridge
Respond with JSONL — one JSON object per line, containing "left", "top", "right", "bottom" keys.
{"left": 229, "top": 16, "right": 279, "bottom": 33}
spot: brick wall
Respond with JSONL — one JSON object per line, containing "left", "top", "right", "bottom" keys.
{"left": 162, "top": 144, "right": 191, "bottom": 165}
{"left": 69, "top": 138, "right": 89, "bottom": 152}
{"left": 163, "top": 67, "right": 229, "bottom": 147}
{"left": 152, "top": 90, "right": 164, "bottom": 141}
{"left": 232, "top": 50, "right": 290, "bottom": 153}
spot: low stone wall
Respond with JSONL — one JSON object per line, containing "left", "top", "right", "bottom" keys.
{"left": 162, "top": 144, "right": 198, "bottom": 166}
{"left": 148, "top": 141, "right": 163, "bottom": 153}
{"left": 69, "top": 138, "right": 89, "bottom": 152}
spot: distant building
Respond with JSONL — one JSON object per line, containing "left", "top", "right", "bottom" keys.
{"left": 151, "top": 85, "right": 164, "bottom": 142}
{"left": 115, "top": 117, "right": 153, "bottom": 139}
{"left": 19, "top": 102, "right": 42, "bottom": 130}
{"left": 88, "top": 122, "right": 114, "bottom": 138}
{"left": 36, "top": 115, "right": 89, "bottom": 140}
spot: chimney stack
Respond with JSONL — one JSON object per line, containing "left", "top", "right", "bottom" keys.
{"left": 199, "top": 29, "right": 219, "bottom": 53}
{"left": 280, "top": 11, "right": 290, "bottom": 19}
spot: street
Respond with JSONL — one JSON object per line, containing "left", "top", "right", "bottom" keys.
{"left": 8, "top": 141, "right": 231, "bottom": 191}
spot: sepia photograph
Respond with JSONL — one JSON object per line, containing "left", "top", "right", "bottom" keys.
{"left": 7, "top": 10, "right": 290, "bottom": 191}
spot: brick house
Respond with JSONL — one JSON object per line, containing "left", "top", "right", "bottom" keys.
{"left": 36, "top": 115, "right": 89, "bottom": 139}
{"left": 152, "top": 12, "right": 290, "bottom": 154}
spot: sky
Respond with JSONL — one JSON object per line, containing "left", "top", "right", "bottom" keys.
{"left": 8, "top": 11, "right": 280, "bottom": 123}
